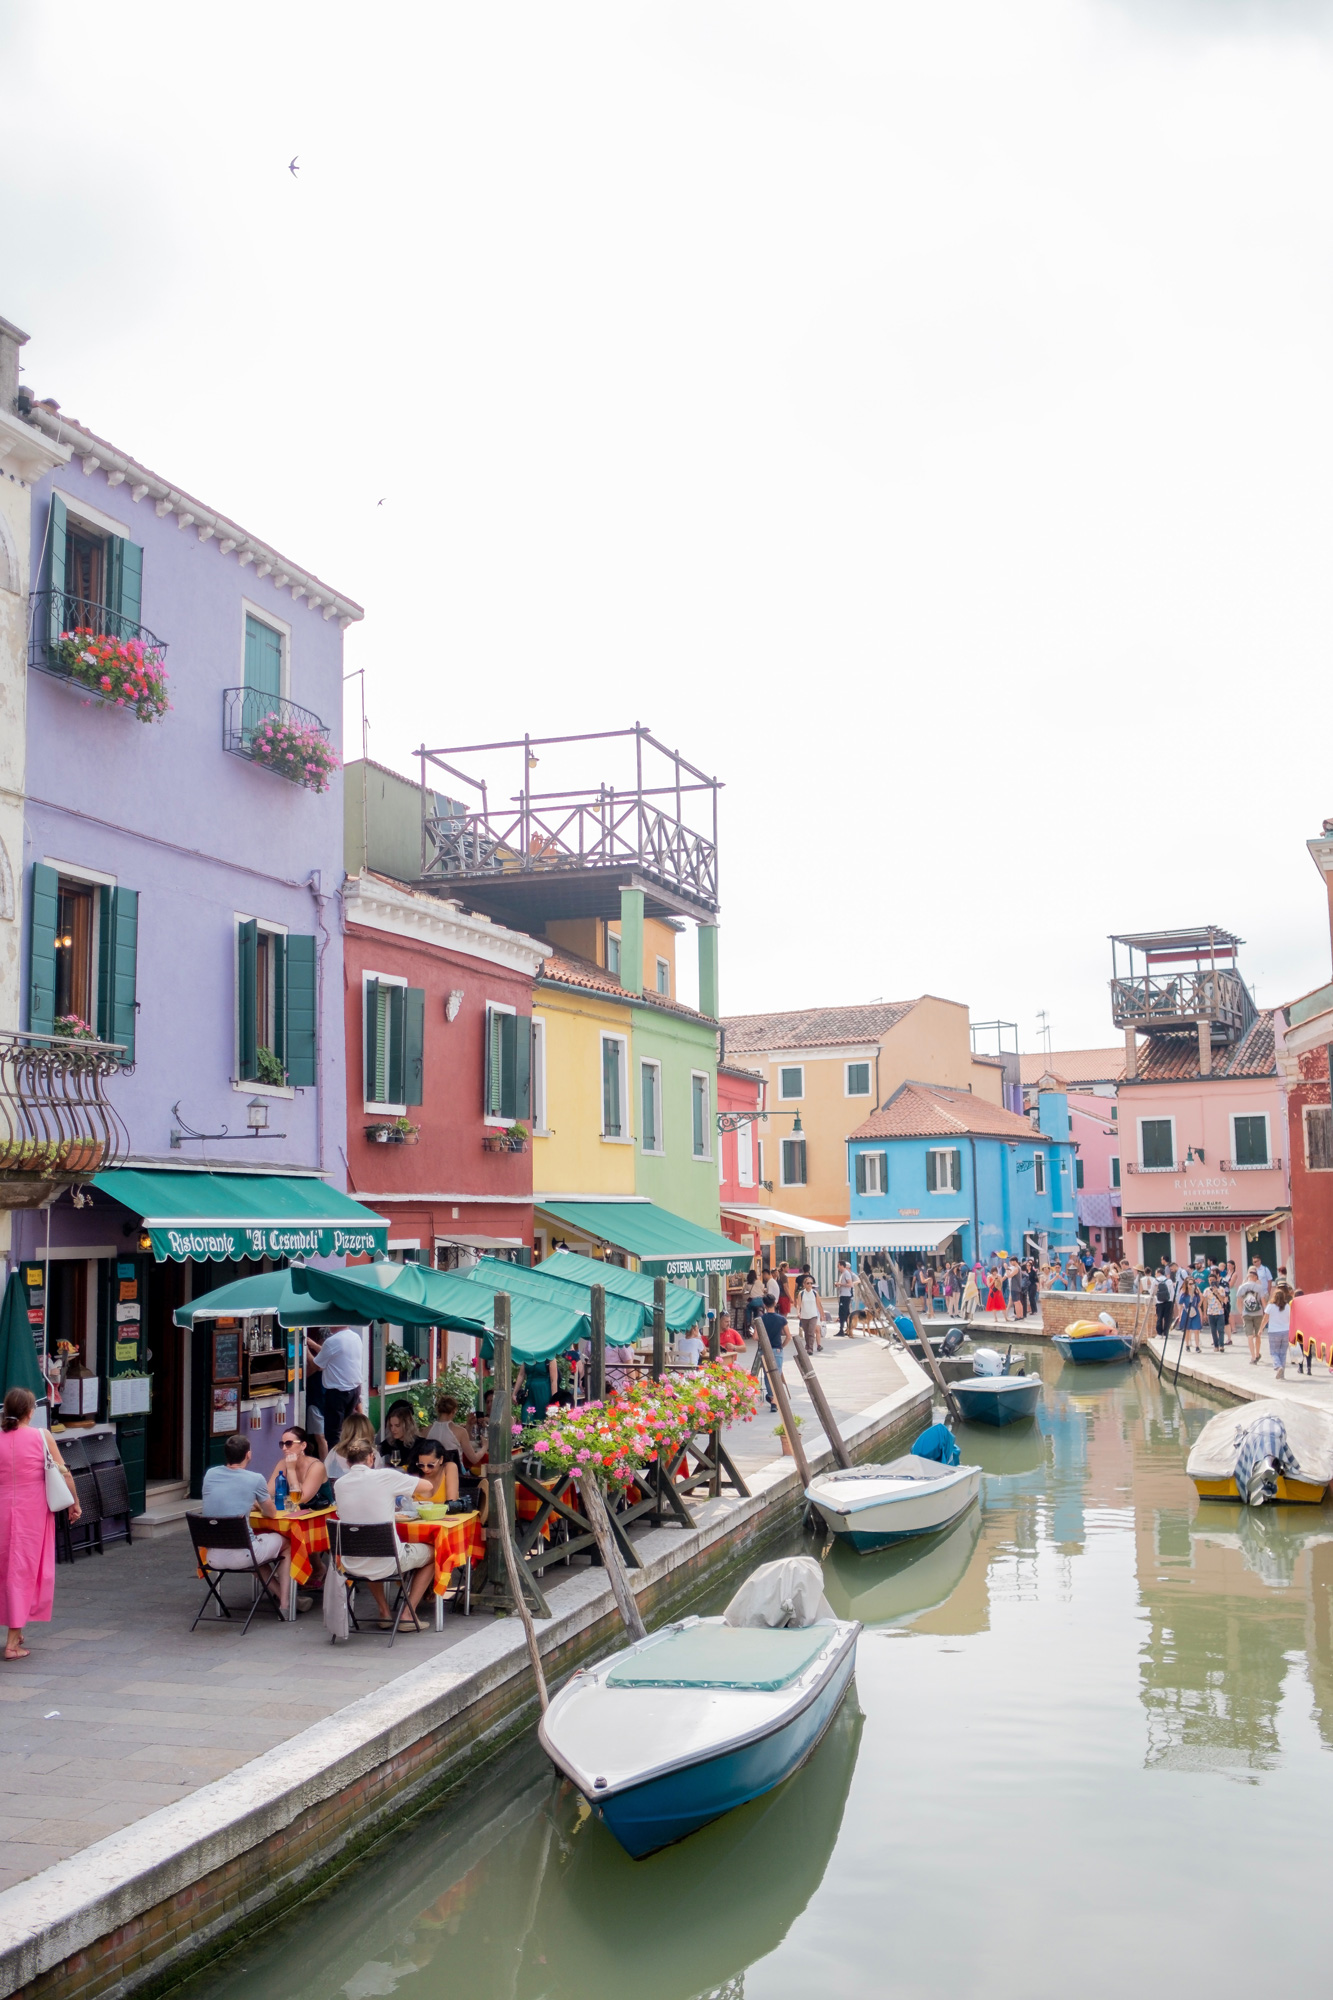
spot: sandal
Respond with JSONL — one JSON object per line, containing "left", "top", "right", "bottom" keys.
{"left": 4, "top": 1646, "right": 29, "bottom": 1661}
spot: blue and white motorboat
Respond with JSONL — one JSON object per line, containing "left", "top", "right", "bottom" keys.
{"left": 539, "top": 1558, "right": 859, "bottom": 1859}
{"left": 1051, "top": 1331, "right": 1134, "bottom": 1365}
{"left": 951, "top": 1347, "right": 1043, "bottom": 1426}
{"left": 805, "top": 1454, "right": 982, "bottom": 1553}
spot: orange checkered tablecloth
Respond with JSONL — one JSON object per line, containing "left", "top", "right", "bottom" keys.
{"left": 248, "top": 1508, "right": 485, "bottom": 1594}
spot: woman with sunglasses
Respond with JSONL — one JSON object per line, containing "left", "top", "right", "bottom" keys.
{"left": 268, "top": 1423, "right": 333, "bottom": 1510}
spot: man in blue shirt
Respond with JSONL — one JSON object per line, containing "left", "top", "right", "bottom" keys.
{"left": 756, "top": 1307, "right": 789, "bottom": 1411}
{"left": 200, "top": 1434, "right": 305, "bottom": 1614}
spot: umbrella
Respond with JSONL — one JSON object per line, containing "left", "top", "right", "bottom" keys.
{"left": 172, "top": 1268, "right": 378, "bottom": 1329}
{"left": 0, "top": 1271, "right": 46, "bottom": 1401}
{"left": 288, "top": 1261, "right": 590, "bottom": 1365}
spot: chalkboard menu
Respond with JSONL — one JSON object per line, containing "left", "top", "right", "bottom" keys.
{"left": 211, "top": 1325, "right": 242, "bottom": 1383}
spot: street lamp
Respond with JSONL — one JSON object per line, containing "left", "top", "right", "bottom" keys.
{"left": 246, "top": 1096, "right": 269, "bottom": 1134}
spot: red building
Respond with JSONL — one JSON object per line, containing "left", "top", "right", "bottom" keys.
{"left": 1277, "top": 820, "right": 1333, "bottom": 1291}
{"left": 716, "top": 1060, "right": 766, "bottom": 1267}
{"left": 342, "top": 873, "right": 546, "bottom": 1266}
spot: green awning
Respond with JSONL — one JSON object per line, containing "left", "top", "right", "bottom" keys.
{"left": 172, "top": 1270, "right": 378, "bottom": 1329}
{"left": 288, "top": 1261, "right": 591, "bottom": 1366}
{"left": 539, "top": 1247, "right": 706, "bottom": 1330}
{"left": 93, "top": 1170, "right": 388, "bottom": 1264}
{"left": 465, "top": 1256, "right": 646, "bottom": 1345}
{"left": 537, "top": 1200, "right": 749, "bottom": 1279}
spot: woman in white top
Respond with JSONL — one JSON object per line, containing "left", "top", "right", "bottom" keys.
{"left": 1263, "top": 1285, "right": 1294, "bottom": 1378}
{"left": 797, "top": 1277, "right": 822, "bottom": 1355}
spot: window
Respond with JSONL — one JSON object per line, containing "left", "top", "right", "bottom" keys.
{"left": 737, "top": 1121, "right": 754, "bottom": 1187}
{"left": 691, "top": 1072, "right": 711, "bottom": 1159}
{"left": 601, "top": 1035, "right": 627, "bottom": 1138}
{"left": 1074, "top": 1157, "right": 1084, "bottom": 1190}
{"left": 485, "top": 1003, "right": 529, "bottom": 1122}
{"left": 236, "top": 920, "right": 316, "bottom": 1088}
{"left": 46, "top": 492, "right": 143, "bottom": 648}
{"left": 29, "top": 863, "right": 138, "bottom": 1062}
{"left": 1111, "top": 1155, "right": 1121, "bottom": 1188}
{"left": 756, "top": 1138, "right": 764, "bottom": 1187}
{"left": 244, "top": 611, "right": 285, "bottom": 710}
{"left": 606, "top": 928, "right": 621, "bottom": 977}
{"left": 855, "top": 1150, "right": 887, "bottom": 1196}
{"left": 364, "top": 974, "right": 424, "bottom": 1110}
{"left": 926, "top": 1147, "right": 961, "bottom": 1193}
{"left": 781, "top": 1137, "right": 807, "bottom": 1186}
{"left": 845, "top": 1061, "right": 871, "bottom": 1097}
{"left": 778, "top": 1066, "right": 804, "bottom": 1100}
{"left": 1034, "top": 1152, "right": 1047, "bottom": 1195}
{"left": 656, "top": 958, "right": 671, "bottom": 997}
{"left": 1305, "top": 1105, "right": 1333, "bottom": 1171}
{"left": 1111, "top": 1105, "right": 1118, "bottom": 1121}
{"left": 530, "top": 1016, "right": 547, "bottom": 1132}
{"left": 1140, "top": 1118, "right": 1174, "bottom": 1170}
{"left": 1232, "top": 1114, "right": 1269, "bottom": 1168}
{"left": 641, "top": 1060, "right": 662, "bottom": 1153}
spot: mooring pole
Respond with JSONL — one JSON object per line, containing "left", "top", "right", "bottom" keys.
{"left": 581, "top": 1474, "right": 648, "bottom": 1641}
{"left": 487, "top": 1299, "right": 513, "bottom": 1595}
{"left": 653, "top": 1277, "right": 667, "bottom": 1382}
{"left": 708, "top": 1275, "right": 721, "bottom": 1362}
{"left": 788, "top": 1335, "right": 851, "bottom": 1469}
{"left": 590, "top": 1283, "right": 606, "bottom": 1403}
{"left": 753, "top": 1319, "right": 811, "bottom": 1485}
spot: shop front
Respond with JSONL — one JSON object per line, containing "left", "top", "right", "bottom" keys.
{"left": 535, "top": 1197, "right": 750, "bottom": 1287}
{"left": 1123, "top": 1210, "right": 1289, "bottom": 1278}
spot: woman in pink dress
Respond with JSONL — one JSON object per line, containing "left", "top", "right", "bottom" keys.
{"left": 0, "top": 1388, "right": 79, "bottom": 1660}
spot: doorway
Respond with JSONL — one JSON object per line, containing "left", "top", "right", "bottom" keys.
{"left": 1188, "top": 1234, "right": 1228, "bottom": 1270}
{"left": 145, "top": 1260, "right": 188, "bottom": 1481}
{"left": 1247, "top": 1228, "right": 1278, "bottom": 1277}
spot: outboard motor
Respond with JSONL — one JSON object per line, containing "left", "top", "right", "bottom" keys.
{"left": 941, "top": 1328, "right": 965, "bottom": 1357}
{"left": 972, "top": 1348, "right": 1005, "bottom": 1377}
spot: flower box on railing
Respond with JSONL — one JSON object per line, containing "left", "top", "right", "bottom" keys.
{"left": 28, "top": 591, "right": 170, "bottom": 723}
{"left": 222, "top": 688, "right": 338, "bottom": 794}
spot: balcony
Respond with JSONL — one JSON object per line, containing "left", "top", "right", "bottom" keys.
{"left": 223, "top": 688, "right": 337, "bottom": 794}
{"left": 0, "top": 1030, "right": 130, "bottom": 1210}
{"left": 28, "top": 591, "right": 170, "bottom": 722}
{"left": 1110, "top": 969, "right": 1254, "bottom": 1040}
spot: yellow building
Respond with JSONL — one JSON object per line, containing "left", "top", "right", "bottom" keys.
{"left": 721, "top": 998, "right": 1006, "bottom": 1226}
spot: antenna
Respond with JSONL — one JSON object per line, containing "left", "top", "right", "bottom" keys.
{"left": 1036, "top": 1009, "right": 1052, "bottom": 1058}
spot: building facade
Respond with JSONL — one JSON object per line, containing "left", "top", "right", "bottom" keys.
{"left": 1275, "top": 820, "right": 1333, "bottom": 1292}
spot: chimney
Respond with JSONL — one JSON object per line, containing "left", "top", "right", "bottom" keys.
{"left": 1197, "top": 1019, "right": 1212, "bottom": 1078}
{"left": 0, "top": 315, "right": 30, "bottom": 415}
{"left": 1123, "top": 1026, "right": 1137, "bottom": 1081}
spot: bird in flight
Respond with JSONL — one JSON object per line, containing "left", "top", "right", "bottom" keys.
{"left": 377, "top": 497, "right": 386, "bottom": 507}
{"left": 289, "top": 156, "right": 299, "bottom": 177}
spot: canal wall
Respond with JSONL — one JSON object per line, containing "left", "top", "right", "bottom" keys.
{"left": 0, "top": 1357, "right": 932, "bottom": 2000}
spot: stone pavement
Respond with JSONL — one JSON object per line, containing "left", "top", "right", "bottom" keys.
{"left": 0, "top": 1335, "right": 906, "bottom": 1897}
{"left": 1146, "top": 1325, "right": 1333, "bottom": 1413}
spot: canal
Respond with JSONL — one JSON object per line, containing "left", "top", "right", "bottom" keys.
{"left": 179, "top": 1345, "right": 1333, "bottom": 2000}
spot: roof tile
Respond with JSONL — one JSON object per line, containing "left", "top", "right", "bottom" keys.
{"left": 537, "top": 947, "right": 714, "bottom": 1023}
{"left": 1019, "top": 1047, "right": 1125, "bottom": 1086}
{"left": 849, "top": 1081, "right": 1047, "bottom": 1143}
{"left": 722, "top": 1000, "right": 917, "bottom": 1052}
{"left": 1128, "top": 1011, "right": 1276, "bottom": 1083}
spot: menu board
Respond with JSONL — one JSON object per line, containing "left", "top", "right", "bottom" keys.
{"left": 211, "top": 1386, "right": 239, "bottom": 1434}
{"left": 212, "top": 1326, "right": 242, "bottom": 1383}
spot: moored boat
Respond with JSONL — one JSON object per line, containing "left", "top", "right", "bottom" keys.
{"left": 805, "top": 1454, "right": 982, "bottom": 1552}
{"left": 1052, "top": 1318, "right": 1135, "bottom": 1365}
{"left": 538, "top": 1557, "right": 859, "bottom": 1859}
{"left": 951, "top": 1347, "right": 1043, "bottom": 1425}
{"left": 1186, "top": 1400, "right": 1333, "bottom": 1505}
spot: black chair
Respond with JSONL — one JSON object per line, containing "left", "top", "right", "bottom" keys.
{"left": 335, "top": 1521, "right": 426, "bottom": 1646}
{"left": 186, "top": 1513, "right": 284, "bottom": 1634}
{"left": 90, "top": 1456, "right": 133, "bottom": 1547}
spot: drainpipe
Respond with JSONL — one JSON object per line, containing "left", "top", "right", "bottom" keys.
{"left": 968, "top": 1135, "right": 980, "bottom": 1265}
{"left": 308, "top": 869, "right": 331, "bottom": 1178}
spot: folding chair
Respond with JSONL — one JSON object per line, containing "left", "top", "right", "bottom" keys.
{"left": 86, "top": 1437, "right": 133, "bottom": 1547}
{"left": 186, "top": 1513, "right": 284, "bottom": 1634}
{"left": 335, "top": 1521, "right": 427, "bottom": 1647}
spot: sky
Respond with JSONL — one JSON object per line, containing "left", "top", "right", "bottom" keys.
{"left": 3, "top": 0, "right": 1332, "bottom": 1044}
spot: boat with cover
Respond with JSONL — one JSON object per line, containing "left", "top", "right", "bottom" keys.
{"left": 1186, "top": 1399, "right": 1333, "bottom": 1505}
{"left": 950, "top": 1347, "right": 1043, "bottom": 1426}
{"left": 805, "top": 1452, "right": 982, "bottom": 1552}
{"left": 539, "top": 1557, "right": 859, "bottom": 1859}
{"left": 1052, "top": 1315, "right": 1135, "bottom": 1366}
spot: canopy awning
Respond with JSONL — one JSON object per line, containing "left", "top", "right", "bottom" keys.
{"left": 288, "top": 1260, "right": 591, "bottom": 1365}
{"left": 826, "top": 1219, "right": 968, "bottom": 1253}
{"left": 537, "top": 1199, "right": 749, "bottom": 1277}
{"left": 462, "top": 1255, "right": 645, "bottom": 1345}
{"left": 720, "top": 1204, "right": 845, "bottom": 1237}
{"left": 92, "top": 1169, "right": 387, "bottom": 1264}
{"left": 540, "top": 1248, "right": 707, "bottom": 1330}
{"left": 172, "top": 1270, "right": 377, "bottom": 1330}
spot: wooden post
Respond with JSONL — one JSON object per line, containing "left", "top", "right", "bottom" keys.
{"left": 493, "top": 1481, "right": 548, "bottom": 1711}
{"left": 653, "top": 1277, "right": 667, "bottom": 1382}
{"left": 581, "top": 1473, "right": 648, "bottom": 1641}
{"left": 590, "top": 1284, "right": 606, "bottom": 1402}
{"left": 707, "top": 1275, "right": 721, "bottom": 1362}
{"left": 788, "top": 1335, "right": 852, "bottom": 1469}
{"left": 880, "top": 1278, "right": 963, "bottom": 1424}
{"left": 753, "top": 1319, "right": 812, "bottom": 1485}
{"left": 487, "top": 1296, "right": 513, "bottom": 1594}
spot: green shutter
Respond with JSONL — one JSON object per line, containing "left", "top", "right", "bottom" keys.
{"left": 244, "top": 614, "right": 283, "bottom": 698}
{"left": 404, "top": 987, "right": 425, "bottom": 1106}
{"left": 499, "top": 1011, "right": 518, "bottom": 1121}
{"left": 602, "top": 1037, "right": 621, "bottom": 1136}
{"left": 271, "top": 933, "right": 287, "bottom": 1068}
{"left": 387, "top": 985, "right": 407, "bottom": 1105}
{"left": 28, "top": 863, "right": 59, "bottom": 1036}
{"left": 1075, "top": 1157, "right": 1085, "bottom": 1190}
{"left": 485, "top": 1007, "right": 501, "bottom": 1117}
{"left": 107, "top": 888, "right": 138, "bottom": 1065}
{"left": 854, "top": 1152, "right": 867, "bottom": 1196}
{"left": 285, "top": 935, "right": 317, "bottom": 1088}
{"left": 513, "top": 1014, "right": 530, "bottom": 1122}
{"left": 364, "top": 978, "right": 381, "bottom": 1102}
{"left": 925, "top": 1151, "right": 937, "bottom": 1194}
{"left": 950, "top": 1149, "right": 962, "bottom": 1193}
{"left": 237, "top": 920, "right": 258, "bottom": 1081}
{"left": 47, "top": 493, "right": 67, "bottom": 644}
{"left": 107, "top": 537, "right": 143, "bottom": 634}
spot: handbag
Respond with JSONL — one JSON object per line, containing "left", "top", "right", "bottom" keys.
{"left": 42, "top": 1432, "right": 75, "bottom": 1513}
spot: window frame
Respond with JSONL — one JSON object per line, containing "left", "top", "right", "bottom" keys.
{"left": 856, "top": 1149, "right": 887, "bottom": 1196}
{"left": 235, "top": 913, "right": 294, "bottom": 1099}
{"left": 1303, "top": 1103, "right": 1333, "bottom": 1172}
{"left": 605, "top": 927, "right": 621, "bottom": 977}
{"left": 1138, "top": 1116, "right": 1175, "bottom": 1172}
{"left": 926, "top": 1146, "right": 961, "bottom": 1194}
{"left": 363, "top": 968, "right": 408, "bottom": 1114}
{"left": 777, "top": 1064, "right": 804, "bottom": 1101}
{"left": 530, "top": 1014, "right": 548, "bottom": 1134}
{"left": 655, "top": 957, "right": 671, "bottom": 997}
{"left": 1230, "top": 1111, "right": 1271, "bottom": 1169}
{"left": 737, "top": 1119, "right": 754, "bottom": 1188}
{"left": 780, "top": 1135, "right": 807, "bottom": 1187}
{"left": 691, "top": 1071, "right": 712, "bottom": 1160}
{"left": 240, "top": 598, "right": 290, "bottom": 700}
{"left": 1111, "top": 1154, "right": 1121, "bottom": 1188}
{"left": 845, "top": 1060, "right": 872, "bottom": 1098}
{"left": 484, "top": 1000, "right": 519, "bottom": 1126}
{"left": 1074, "top": 1156, "right": 1085, "bottom": 1190}
{"left": 600, "top": 1032, "right": 630, "bottom": 1142}
{"left": 1034, "top": 1151, "right": 1047, "bottom": 1195}
{"left": 640, "top": 1058, "right": 663, "bottom": 1155}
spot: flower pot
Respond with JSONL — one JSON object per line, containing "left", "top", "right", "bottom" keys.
{"left": 384, "top": 1370, "right": 400, "bottom": 1386}
{"left": 779, "top": 1434, "right": 794, "bottom": 1456}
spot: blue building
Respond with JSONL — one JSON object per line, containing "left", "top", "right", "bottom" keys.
{"left": 845, "top": 1080, "right": 1080, "bottom": 1268}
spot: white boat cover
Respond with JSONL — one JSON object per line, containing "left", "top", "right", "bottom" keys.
{"left": 723, "top": 1555, "right": 834, "bottom": 1630}
{"left": 1186, "top": 1399, "right": 1333, "bottom": 1487}
{"left": 819, "top": 1454, "right": 959, "bottom": 1487}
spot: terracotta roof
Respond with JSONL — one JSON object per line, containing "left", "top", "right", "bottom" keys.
{"left": 722, "top": 1000, "right": 918, "bottom": 1052}
{"left": 536, "top": 947, "right": 714, "bottom": 1023}
{"left": 1125, "top": 1011, "right": 1276, "bottom": 1084}
{"left": 1019, "top": 1048, "right": 1125, "bottom": 1086}
{"left": 849, "top": 1081, "right": 1047, "bottom": 1144}
{"left": 718, "top": 1060, "right": 765, "bottom": 1081}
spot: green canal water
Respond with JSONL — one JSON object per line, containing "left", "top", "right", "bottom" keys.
{"left": 181, "top": 1346, "right": 1333, "bottom": 2000}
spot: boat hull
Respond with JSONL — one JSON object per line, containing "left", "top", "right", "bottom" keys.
{"left": 589, "top": 1638, "right": 858, "bottom": 1858}
{"left": 808, "top": 1464, "right": 982, "bottom": 1551}
{"left": 1191, "top": 1473, "right": 1328, "bottom": 1505}
{"left": 952, "top": 1376, "right": 1042, "bottom": 1426}
{"left": 1052, "top": 1334, "right": 1135, "bottom": 1365}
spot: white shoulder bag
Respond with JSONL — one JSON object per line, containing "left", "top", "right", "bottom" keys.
{"left": 42, "top": 1432, "right": 75, "bottom": 1512}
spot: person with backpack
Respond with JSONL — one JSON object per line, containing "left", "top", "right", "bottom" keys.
{"left": 1176, "top": 1278, "right": 1204, "bottom": 1354}
{"left": 1153, "top": 1267, "right": 1174, "bottom": 1342}
{"left": 1263, "top": 1283, "right": 1294, "bottom": 1378}
{"left": 1203, "top": 1275, "right": 1229, "bottom": 1352}
{"left": 1237, "top": 1266, "right": 1265, "bottom": 1364}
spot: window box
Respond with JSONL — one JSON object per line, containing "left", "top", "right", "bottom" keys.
{"left": 30, "top": 591, "right": 170, "bottom": 722}
{"left": 482, "top": 1133, "right": 508, "bottom": 1154}
{"left": 366, "top": 1119, "right": 419, "bottom": 1145}
{"left": 223, "top": 688, "right": 338, "bottom": 793}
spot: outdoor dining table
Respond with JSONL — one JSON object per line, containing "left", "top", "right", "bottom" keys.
{"left": 250, "top": 1507, "right": 486, "bottom": 1629}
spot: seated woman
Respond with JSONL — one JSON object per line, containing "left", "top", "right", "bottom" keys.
{"left": 427, "top": 1393, "right": 485, "bottom": 1468}
{"left": 326, "top": 1412, "right": 379, "bottom": 1480}
{"left": 414, "top": 1436, "right": 461, "bottom": 1504}
{"left": 378, "top": 1399, "right": 425, "bottom": 1471}
{"left": 268, "top": 1424, "right": 333, "bottom": 1509}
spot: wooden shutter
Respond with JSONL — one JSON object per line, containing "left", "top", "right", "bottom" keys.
{"left": 602, "top": 1037, "right": 621, "bottom": 1136}
{"left": 103, "top": 888, "right": 138, "bottom": 1065}
{"left": 513, "top": 1014, "right": 530, "bottom": 1121}
{"left": 874, "top": 1152, "right": 888, "bottom": 1194}
{"left": 925, "top": 1151, "right": 938, "bottom": 1193}
{"left": 485, "top": 1007, "right": 501, "bottom": 1117}
{"left": 387, "top": 986, "right": 407, "bottom": 1105}
{"left": 404, "top": 987, "right": 425, "bottom": 1106}
{"left": 107, "top": 537, "right": 143, "bottom": 633}
{"left": 285, "top": 935, "right": 317, "bottom": 1087}
{"left": 949, "top": 1148, "right": 962, "bottom": 1193}
{"left": 28, "top": 863, "right": 59, "bottom": 1036}
{"left": 237, "top": 920, "right": 258, "bottom": 1081}
{"left": 855, "top": 1152, "right": 867, "bottom": 1195}
{"left": 364, "top": 977, "right": 381, "bottom": 1102}
{"left": 47, "top": 493, "right": 67, "bottom": 645}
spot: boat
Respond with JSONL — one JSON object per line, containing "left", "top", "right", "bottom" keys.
{"left": 805, "top": 1453, "right": 982, "bottom": 1552}
{"left": 950, "top": 1347, "right": 1043, "bottom": 1426}
{"left": 538, "top": 1557, "right": 859, "bottom": 1859}
{"left": 1052, "top": 1317, "right": 1135, "bottom": 1366}
{"left": 1186, "top": 1399, "right": 1333, "bottom": 1506}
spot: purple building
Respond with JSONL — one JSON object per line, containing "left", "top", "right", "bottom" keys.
{"left": 10, "top": 374, "right": 382, "bottom": 1509}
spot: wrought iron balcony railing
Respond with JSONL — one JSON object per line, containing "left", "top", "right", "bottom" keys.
{"left": 28, "top": 590, "right": 169, "bottom": 700}
{"left": 222, "top": 687, "right": 335, "bottom": 790}
{"left": 1110, "top": 968, "right": 1254, "bottom": 1040}
{"left": 0, "top": 1030, "right": 130, "bottom": 1209}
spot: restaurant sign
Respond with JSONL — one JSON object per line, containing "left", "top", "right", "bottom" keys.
{"left": 149, "top": 1221, "right": 387, "bottom": 1263}
{"left": 649, "top": 1251, "right": 751, "bottom": 1278}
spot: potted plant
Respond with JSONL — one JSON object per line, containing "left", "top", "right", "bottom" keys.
{"left": 774, "top": 1413, "right": 804, "bottom": 1457}
{"left": 246, "top": 714, "right": 339, "bottom": 793}
{"left": 482, "top": 1132, "right": 507, "bottom": 1153}
{"left": 52, "top": 627, "right": 170, "bottom": 722}
{"left": 505, "top": 1122, "right": 529, "bottom": 1153}
{"left": 384, "top": 1340, "right": 416, "bottom": 1387}
{"left": 391, "top": 1116, "right": 420, "bottom": 1143}
{"left": 53, "top": 1014, "right": 97, "bottom": 1042}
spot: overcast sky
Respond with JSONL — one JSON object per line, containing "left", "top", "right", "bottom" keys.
{"left": 4, "top": 1, "right": 1332, "bottom": 1045}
